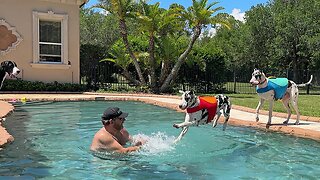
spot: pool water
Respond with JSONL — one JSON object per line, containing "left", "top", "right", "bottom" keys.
{"left": 1, "top": 101, "right": 320, "bottom": 179}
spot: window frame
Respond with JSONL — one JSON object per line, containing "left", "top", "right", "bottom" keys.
{"left": 32, "top": 10, "right": 69, "bottom": 66}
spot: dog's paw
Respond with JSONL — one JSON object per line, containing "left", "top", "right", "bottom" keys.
{"left": 294, "top": 121, "right": 300, "bottom": 125}
{"left": 266, "top": 123, "right": 271, "bottom": 129}
{"left": 255, "top": 117, "right": 259, "bottom": 122}
{"left": 212, "top": 122, "right": 218, "bottom": 128}
{"left": 283, "top": 120, "right": 289, "bottom": 124}
{"left": 173, "top": 124, "right": 180, "bottom": 129}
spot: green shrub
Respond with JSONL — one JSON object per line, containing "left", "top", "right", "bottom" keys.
{"left": 1, "top": 79, "right": 87, "bottom": 92}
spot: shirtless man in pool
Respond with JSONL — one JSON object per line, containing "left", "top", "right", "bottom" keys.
{"left": 90, "top": 107, "right": 145, "bottom": 153}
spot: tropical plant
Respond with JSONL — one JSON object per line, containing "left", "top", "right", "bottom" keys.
{"left": 93, "top": 0, "right": 147, "bottom": 85}
{"left": 91, "top": 0, "right": 231, "bottom": 93}
{"left": 160, "top": 0, "right": 231, "bottom": 92}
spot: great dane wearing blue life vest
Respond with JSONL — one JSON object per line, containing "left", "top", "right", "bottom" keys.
{"left": 250, "top": 69, "right": 313, "bottom": 128}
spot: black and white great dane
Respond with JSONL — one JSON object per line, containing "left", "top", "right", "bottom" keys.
{"left": 173, "top": 90, "right": 231, "bottom": 143}
{"left": 0, "top": 60, "right": 20, "bottom": 90}
{"left": 250, "top": 68, "right": 312, "bottom": 127}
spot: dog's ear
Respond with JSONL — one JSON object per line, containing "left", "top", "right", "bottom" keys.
{"left": 190, "top": 90, "right": 195, "bottom": 95}
{"left": 1, "top": 61, "right": 8, "bottom": 67}
{"left": 179, "top": 90, "right": 184, "bottom": 94}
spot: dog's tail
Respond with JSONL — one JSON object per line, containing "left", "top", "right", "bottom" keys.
{"left": 296, "top": 75, "right": 313, "bottom": 87}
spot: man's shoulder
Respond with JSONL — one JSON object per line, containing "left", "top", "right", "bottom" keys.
{"left": 94, "top": 128, "right": 112, "bottom": 141}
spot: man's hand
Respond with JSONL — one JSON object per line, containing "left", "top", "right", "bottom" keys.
{"left": 134, "top": 141, "right": 143, "bottom": 146}
{"left": 133, "top": 138, "right": 147, "bottom": 146}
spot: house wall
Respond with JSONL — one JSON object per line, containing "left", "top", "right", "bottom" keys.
{"left": 0, "top": 0, "right": 85, "bottom": 83}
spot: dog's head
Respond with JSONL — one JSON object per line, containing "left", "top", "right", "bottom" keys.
{"left": 178, "top": 90, "right": 198, "bottom": 110}
{"left": 249, "top": 68, "right": 266, "bottom": 85}
{"left": 1, "top": 60, "right": 20, "bottom": 78}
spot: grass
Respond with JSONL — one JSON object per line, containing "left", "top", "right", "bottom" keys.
{"left": 226, "top": 94, "right": 320, "bottom": 117}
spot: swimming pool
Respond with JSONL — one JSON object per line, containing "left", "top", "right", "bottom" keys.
{"left": 1, "top": 101, "right": 320, "bottom": 179}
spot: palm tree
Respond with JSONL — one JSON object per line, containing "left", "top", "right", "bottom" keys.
{"left": 134, "top": 1, "right": 184, "bottom": 92}
{"left": 94, "top": 0, "right": 146, "bottom": 85}
{"left": 160, "top": 0, "right": 231, "bottom": 92}
{"left": 100, "top": 42, "right": 143, "bottom": 85}
{"left": 92, "top": 0, "right": 231, "bottom": 93}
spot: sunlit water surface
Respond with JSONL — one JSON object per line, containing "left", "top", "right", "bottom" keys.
{"left": 1, "top": 101, "right": 320, "bottom": 179}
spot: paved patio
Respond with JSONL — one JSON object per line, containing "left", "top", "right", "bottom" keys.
{"left": 1, "top": 92, "right": 320, "bottom": 148}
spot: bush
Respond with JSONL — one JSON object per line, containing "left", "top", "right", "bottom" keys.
{"left": 1, "top": 79, "right": 87, "bottom": 92}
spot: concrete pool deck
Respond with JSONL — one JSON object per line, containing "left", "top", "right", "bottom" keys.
{"left": 1, "top": 92, "right": 320, "bottom": 148}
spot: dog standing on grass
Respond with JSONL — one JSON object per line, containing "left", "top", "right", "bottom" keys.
{"left": 173, "top": 90, "right": 231, "bottom": 143}
{"left": 249, "top": 68, "right": 313, "bottom": 127}
{"left": 0, "top": 60, "right": 20, "bottom": 90}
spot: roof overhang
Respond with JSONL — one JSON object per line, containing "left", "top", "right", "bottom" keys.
{"left": 79, "top": 0, "right": 89, "bottom": 8}
{"left": 39, "top": 0, "right": 89, "bottom": 7}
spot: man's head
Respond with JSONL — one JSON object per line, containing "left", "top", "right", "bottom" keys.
{"left": 101, "top": 107, "right": 128, "bottom": 130}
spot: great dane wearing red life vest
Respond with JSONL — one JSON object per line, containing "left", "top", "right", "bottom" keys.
{"left": 250, "top": 69, "right": 313, "bottom": 128}
{"left": 173, "top": 90, "right": 231, "bottom": 143}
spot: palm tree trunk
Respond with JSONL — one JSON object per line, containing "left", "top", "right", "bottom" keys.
{"left": 160, "top": 26, "right": 202, "bottom": 92}
{"left": 122, "top": 69, "right": 141, "bottom": 85}
{"left": 119, "top": 19, "right": 146, "bottom": 85}
{"left": 159, "top": 60, "right": 171, "bottom": 85}
{"left": 148, "top": 33, "right": 157, "bottom": 91}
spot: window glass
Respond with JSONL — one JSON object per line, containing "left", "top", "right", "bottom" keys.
{"left": 39, "top": 20, "right": 61, "bottom": 62}
{"left": 39, "top": 44, "right": 61, "bottom": 62}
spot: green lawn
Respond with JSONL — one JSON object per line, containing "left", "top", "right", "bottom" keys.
{"left": 226, "top": 94, "right": 320, "bottom": 117}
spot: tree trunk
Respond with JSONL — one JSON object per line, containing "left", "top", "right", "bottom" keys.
{"left": 148, "top": 32, "right": 157, "bottom": 92}
{"left": 122, "top": 69, "right": 141, "bottom": 85}
{"left": 159, "top": 60, "right": 171, "bottom": 85}
{"left": 159, "top": 26, "right": 202, "bottom": 92}
{"left": 119, "top": 19, "right": 146, "bottom": 85}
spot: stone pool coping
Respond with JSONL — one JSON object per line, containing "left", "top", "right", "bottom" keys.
{"left": 1, "top": 92, "right": 320, "bottom": 148}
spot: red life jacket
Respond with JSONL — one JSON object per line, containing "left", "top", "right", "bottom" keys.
{"left": 186, "top": 96, "right": 217, "bottom": 123}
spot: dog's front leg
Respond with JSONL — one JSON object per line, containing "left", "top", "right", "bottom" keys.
{"left": 267, "top": 100, "right": 274, "bottom": 127}
{"left": 174, "top": 127, "right": 189, "bottom": 143}
{"left": 256, "top": 99, "right": 265, "bottom": 122}
{"left": 173, "top": 113, "right": 196, "bottom": 128}
{"left": 173, "top": 121, "right": 195, "bottom": 128}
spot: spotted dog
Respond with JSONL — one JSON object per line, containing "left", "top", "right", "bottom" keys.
{"left": 173, "top": 90, "right": 231, "bottom": 143}
{"left": 0, "top": 60, "right": 20, "bottom": 90}
{"left": 250, "top": 69, "right": 313, "bottom": 127}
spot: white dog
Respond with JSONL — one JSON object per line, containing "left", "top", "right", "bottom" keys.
{"left": 173, "top": 90, "right": 231, "bottom": 143}
{"left": 249, "top": 69, "right": 313, "bottom": 127}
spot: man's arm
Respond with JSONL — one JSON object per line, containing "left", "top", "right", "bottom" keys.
{"left": 99, "top": 134, "right": 141, "bottom": 153}
{"left": 121, "top": 128, "right": 146, "bottom": 146}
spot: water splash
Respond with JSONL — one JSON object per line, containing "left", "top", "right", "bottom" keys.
{"left": 132, "top": 132, "right": 176, "bottom": 155}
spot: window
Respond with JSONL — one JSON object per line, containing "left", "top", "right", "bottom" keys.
{"left": 32, "top": 11, "right": 69, "bottom": 67}
{"left": 39, "top": 20, "right": 62, "bottom": 62}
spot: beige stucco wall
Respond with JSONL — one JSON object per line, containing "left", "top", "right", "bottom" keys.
{"left": 0, "top": 0, "right": 86, "bottom": 83}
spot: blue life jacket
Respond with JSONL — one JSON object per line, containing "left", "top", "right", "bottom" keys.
{"left": 256, "top": 78, "right": 288, "bottom": 100}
